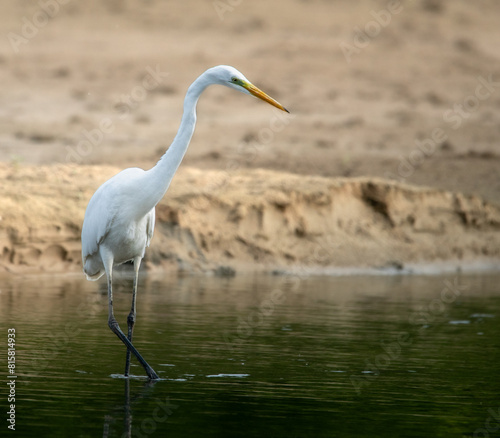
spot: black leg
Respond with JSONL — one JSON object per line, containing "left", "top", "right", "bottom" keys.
{"left": 108, "top": 317, "right": 159, "bottom": 380}
{"left": 125, "top": 257, "right": 141, "bottom": 376}
{"left": 103, "top": 253, "right": 159, "bottom": 380}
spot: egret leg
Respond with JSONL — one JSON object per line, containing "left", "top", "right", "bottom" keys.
{"left": 102, "top": 249, "right": 159, "bottom": 380}
{"left": 124, "top": 256, "right": 142, "bottom": 377}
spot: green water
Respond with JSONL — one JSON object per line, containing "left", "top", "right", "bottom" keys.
{"left": 1, "top": 272, "right": 499, "bottom": 437}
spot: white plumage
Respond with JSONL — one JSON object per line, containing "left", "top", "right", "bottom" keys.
{"left": 81, "top": 65, "right": 288, "bottom": 380}
{"left": 82, "top": 168, "right": 155, "bottom": 280}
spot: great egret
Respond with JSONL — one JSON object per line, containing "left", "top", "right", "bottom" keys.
{"left": 81, "top": 65, "right": 289, "bottom": 380}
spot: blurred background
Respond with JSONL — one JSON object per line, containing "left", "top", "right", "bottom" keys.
{"left": 1, "top": 0, "right": 500, "bottom": 203}
{"left": 2, "top": 4, "right": 500, "bottom": 436}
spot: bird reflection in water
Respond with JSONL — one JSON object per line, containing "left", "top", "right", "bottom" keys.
{"left": 101, "top": 378, "right": 177, "bottom": 438}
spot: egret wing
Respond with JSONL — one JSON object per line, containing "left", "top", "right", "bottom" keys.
{"left": 81, "top": 168, "right": 143, "bottom": 263}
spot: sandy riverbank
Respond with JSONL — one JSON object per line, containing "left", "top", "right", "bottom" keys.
{"left": 1, "top": 164, "right": 499, "bottom": 275}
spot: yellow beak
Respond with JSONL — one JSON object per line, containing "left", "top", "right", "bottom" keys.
{"left": 243, "top": 82, "right": 289, "bottom": 113}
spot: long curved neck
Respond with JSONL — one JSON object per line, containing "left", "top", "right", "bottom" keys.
{"left": 140, "top": 74, "right": 209, "bottom": 212}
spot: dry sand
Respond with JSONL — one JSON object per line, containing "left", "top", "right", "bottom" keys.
{"left": 1, "top": 0, "right": 499, "bottom": 275}
{"left": 2, "top": 163, "right": 499, "bottom": 275}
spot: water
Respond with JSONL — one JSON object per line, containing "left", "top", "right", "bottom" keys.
{"left": 1, "top": 272, "right": 500, "bottom": 437}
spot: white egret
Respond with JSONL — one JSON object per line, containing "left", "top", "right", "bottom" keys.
{"left": 81, "top": 65, "right": 289, "bottom": 380}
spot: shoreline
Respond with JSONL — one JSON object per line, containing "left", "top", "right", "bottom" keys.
{"left": 1, "top": 258, "right": 500, "bottom": 281}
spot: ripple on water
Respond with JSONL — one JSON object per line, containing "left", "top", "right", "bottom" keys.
{"left": 206, "top": 373, "right": 250, "bottom": 378}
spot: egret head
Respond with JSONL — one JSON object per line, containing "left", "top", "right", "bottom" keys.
{"left": 206, "top": 65, "right": 289, "bottom": 113}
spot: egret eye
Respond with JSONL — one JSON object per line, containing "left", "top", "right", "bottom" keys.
{"left": 231, "top": 77, "right": 238, "bottom": 83}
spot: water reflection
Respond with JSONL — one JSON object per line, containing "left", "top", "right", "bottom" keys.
{"left": 102, "top": 379, "right": 169, "bottom": 438}
{"left": 1, "top": 272, "right": 500, "bottom": 437}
